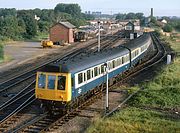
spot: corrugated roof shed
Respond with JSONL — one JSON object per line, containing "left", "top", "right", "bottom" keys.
{"left": 59, "top": 22, "right": 76, "bottom": 29}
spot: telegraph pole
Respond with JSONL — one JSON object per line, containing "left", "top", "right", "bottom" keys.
{"left": 98, "top": 21, "right": 101, "bottom": 52}
{"left": 104, "top": 62, "right": 109, "bottom": 113}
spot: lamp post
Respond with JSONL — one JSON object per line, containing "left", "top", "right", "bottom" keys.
{"left": 98, "top": 21, "right": 101, "bottom": 52}
{"left": 104, "top": 62, "right": 109, "bottom": 113}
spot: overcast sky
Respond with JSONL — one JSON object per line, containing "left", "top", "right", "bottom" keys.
{"left": 0, "top": 0, "right": 180, "bottom": 16}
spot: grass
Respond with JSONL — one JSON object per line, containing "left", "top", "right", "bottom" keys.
{"left": 87, "top": 107, "right": 180, "bottom": 133}
{"left": 87, "top": 33, "right": 180, "bottom": 132}
{"left": 31, "top": 32, "right": 49, "bottom": 42}
{"left": 0, "top": 42, "right": 13, "bottom": 63}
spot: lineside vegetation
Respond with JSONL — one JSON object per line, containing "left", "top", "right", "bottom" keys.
{"left": 0, "top": 43, "right": 4, "bottom": 61}
{"left": 87, "top": 34, "right": 180, "bottom": 133}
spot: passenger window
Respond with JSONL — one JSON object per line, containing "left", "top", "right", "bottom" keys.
{"left": 108, "top": 62, "right": 111, "bottom": 69}
{"left": 113, "top": 60, "right": 115, "bottom": 68}
{"left": 38, "top": 74, "right": 46, "bottom": 89}
{"left": 91, "top": 70, "right": 94, "bottom": 78}
{"left": 101, "top": 65, "right": 104, "bottom": 73}
{"left": 47, "top": 75, "right": 56, "bottom": 90}
{"left": 118, "top": 58, "right": 122, "bottom": 65}
{"left": 94, "top": 67, "right": 98, "bottom": 76}
{"left": 84, "top": 73, "right": 86, "bottom": 82}
{"left": 99, "top": 67, "right": 101, "bottom": 74}
{"left": 122, "top": 57, "right": 125, "bottom": 64}
{"left": 127, "top": 55, "right": 129, "bottom": 61}
{"left": 87, "top": 70, "right": 91, "bottom": 80}
{"left": 78, "top": 73, "right": 83, "bottom": 84}
{"left": 57, "top": 76, "right": 66, "bottom": 90}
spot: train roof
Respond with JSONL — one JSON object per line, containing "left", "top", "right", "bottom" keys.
{"left": 121, "top": 33, "right": 151, "bottom": 50}
{"left": 45, "top": 33, "right": 151, "bottom": 74}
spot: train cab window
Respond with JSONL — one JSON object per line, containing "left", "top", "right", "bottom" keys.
{"left": 78, "top": 73, "right": 83, "bottom": 84}
{"left": 47, "top": 75, "right": 56, "bottom": 90}
{"left": 57, "top": 76, "right": 66, "bottom": 90}
{"left": 38, "top": 74, "right": 46, "bottom": 89}
{"left": 101, "top": 65, "right": 105, "bottom": 73}
{"left": 94, "top": 67, "right": 98, "bottom": 77}
{"left": 87, "top": 70, "right": 91, "bottom": 80}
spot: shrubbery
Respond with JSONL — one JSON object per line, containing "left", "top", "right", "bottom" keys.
{"left": 0, "top": 44, "right": 4, "bottom": 60}
{"left": 163, "top": 24, "right": 173, "bottom": 32}
{"left": 0, "top": 4, "right": 94, "bottom": 41}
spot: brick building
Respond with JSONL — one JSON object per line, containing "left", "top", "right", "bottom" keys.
{"left": 50, "top": 22, "right": 75, "bottom": 44}
{"left": 124, "top": 20, "right": 142, "bottom": 39}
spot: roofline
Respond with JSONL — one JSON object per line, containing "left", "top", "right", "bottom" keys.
{"left": 50, "top": 22, "right": 76, "bottom": 29}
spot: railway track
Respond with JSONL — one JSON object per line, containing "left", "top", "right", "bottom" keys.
{"left": 0, "top": 32, "right": 122, "bottom": 101}
{"left": 0, "top": 33, "right": 120, "bottom": 81}
{"left": 0, "top": 31, "right": 123, "bottom": 132}
{"left": 8, "top": 32, "right": 166, "bottom": 132}
{"left": 105, "top": 32, "right": 167, "bottom": 117}
{"left": 13, "top": 87, "right": 103, "bottom": 132}
{"left": 0, "top": 32, "right": 121, "bottom": 92}
{"left": 10, "top": 32, "right": 168, "bottom": 132}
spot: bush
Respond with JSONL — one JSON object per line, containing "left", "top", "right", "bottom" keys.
{"left": 163, "top": 24, "right": 173, "bottom": 32}
{"left": 154, "top": 29, "right": 161, "bottom": 37}
{"left": 0, "top": 44, "right": 4, "bottom": 60}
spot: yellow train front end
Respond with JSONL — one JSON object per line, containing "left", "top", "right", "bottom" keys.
{"left": 35, "top": 72, "right": 72, "bottom": 104}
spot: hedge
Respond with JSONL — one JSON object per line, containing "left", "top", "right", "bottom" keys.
{"left": 0, "top": 44, "right": 4, "bottom": 60}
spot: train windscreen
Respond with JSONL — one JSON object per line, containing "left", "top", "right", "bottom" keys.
{"left": 38, "top": 74, "right": 46, "bottom": 89}
{"left": 57, "top": 76, "right": 66, "bottom": 90}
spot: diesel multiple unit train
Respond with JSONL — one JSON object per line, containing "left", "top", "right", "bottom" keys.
{"left": 35, "top": 33, "right": 152, "bottom": 112}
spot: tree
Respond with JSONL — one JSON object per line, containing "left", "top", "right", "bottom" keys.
{"left": 55, "top": 12, "right": 72, "bottom": 22}
{"left": 41, "top": 9, "right": 55, "bottom": 24}
{"left": 125, "top": 13, "right": 137, "bottom": 19}
{"left": 0, "top": 8, "right": 17, "bottom": 17}
{"left": 135, "top": 13, "right": 144, "bottom": 19}
{"left": 0, "top": 16, "right": 24, "bottom": 40}
{"left": 150, "top": 17, "right": 157, "bottom": 24}
{"left": 68, "top": 18, "right": 87, "bottom": 27}
{"left": 54, "top": 3, "right": 81, "bottom": 18}
{"left": 38, "top": 21, "right": 49, "bottom": 32}
{"left": 163, "top": 24, "right": 173, "bottom": 32}
{"left": 175, "top": 24, "right": 180, "bottom": 31}
{"left": 82, "top": 13, "right": 95, "bottom": 20}
{"left": 115, "top": 13, "right": 126, "bottom": 20}
{"left": 0, "top": 43, "right": 4, "bottom": 60}
{"left": 17, "top": 10, "right": 37, "bottom": 39}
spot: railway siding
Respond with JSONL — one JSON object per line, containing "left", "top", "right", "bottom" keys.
{"left": 0, "top": 31, "right": 124, "bottom": 132}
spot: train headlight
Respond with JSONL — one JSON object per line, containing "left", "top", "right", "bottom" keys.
{"left": 59, "top": 95, "right": 63, "bottom": 99}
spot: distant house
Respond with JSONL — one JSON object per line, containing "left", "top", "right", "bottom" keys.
{"left": 50, "top": 21, "right": 76, "bottom": 44}
{"left": 157, "top": 18, "right": 168, "bottom": 27}
{"left": 159, "top": 19, "right": 168, "bottom": 24}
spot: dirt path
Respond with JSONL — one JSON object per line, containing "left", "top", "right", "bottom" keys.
{"left": 0, "top": 41, "right": 61, "bottom": 72}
